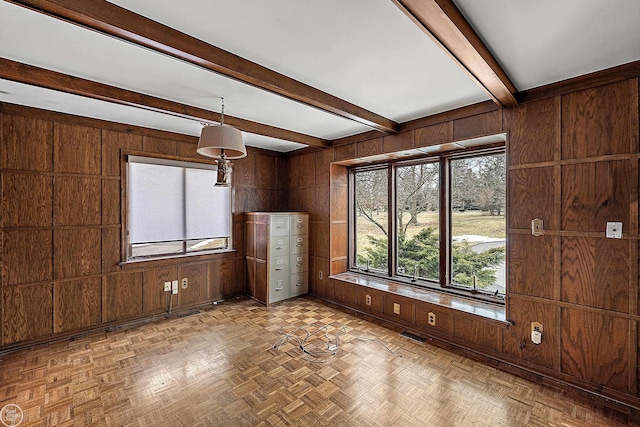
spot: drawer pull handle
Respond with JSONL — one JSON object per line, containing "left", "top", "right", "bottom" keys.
{"left": 296, "top": 283, "right": 302, "bottom": 287}
{"left": 275, "top": 267, "right": 284, "bottom": 271}
{"left": 276, "top": 247, "right": 283, "bottom": 250}
{"left": 297, "top": 225, "right": 303, "bottom": 228}
{"left": 296, "top": 263, "right": 303, "bottom": 267}
{"left": 275, "top": 287, "right": 283, "bottom": 291}
{"left": 296, "top": 244, "right": 303, "bottom": 247}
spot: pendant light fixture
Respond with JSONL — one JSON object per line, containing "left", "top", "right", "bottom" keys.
{"left": 196, "top": 97, "right": 247, "bottom": 186}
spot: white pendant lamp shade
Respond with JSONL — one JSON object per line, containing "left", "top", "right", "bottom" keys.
{"left": 197, "top": 124, "right": 247, "bottom": 159}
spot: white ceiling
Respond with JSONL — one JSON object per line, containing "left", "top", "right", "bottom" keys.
{"left": 0, "top": 0, "right": 638, "bottom": 152}
{"left": 454, "top": 0, "right": 640, "bottom": 90}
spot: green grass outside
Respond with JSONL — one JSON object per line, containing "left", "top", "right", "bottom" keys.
{"left": 356, "top": 210, "right": 505, "bottom": 253}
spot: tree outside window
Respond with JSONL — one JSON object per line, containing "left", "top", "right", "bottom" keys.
{"left": 351, "top": 150, "right": 505, "bottom": 298}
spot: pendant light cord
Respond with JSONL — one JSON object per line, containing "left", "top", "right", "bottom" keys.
{"left": 220, "top": 97, "right": 225, "bottom": 126}
{"left": 220, "top": 97, "right": 226, "bottom": 159}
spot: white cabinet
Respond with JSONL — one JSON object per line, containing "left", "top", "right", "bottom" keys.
{"left": 245, "top": 212, "right": 309, "bottom": 305}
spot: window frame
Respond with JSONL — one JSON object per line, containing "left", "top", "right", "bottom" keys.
{"left": 349, "top": 145, "right": 506, "bottom": 303}
{"left": 122, "top": 152, "right": 234, "bottom": 263}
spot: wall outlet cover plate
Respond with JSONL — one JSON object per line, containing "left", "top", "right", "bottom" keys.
{"left": 532, "top": 330, "right": 542, "bottom": 345}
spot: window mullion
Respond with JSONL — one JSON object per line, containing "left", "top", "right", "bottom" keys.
{"left": 439, "top": 157, "right": 450, "bottom": 287}
{"left": 348, "top": 171, "right": 356, "bottom": 269}
{"left": 388, "top": 164, "right": 397, "bottom": 277}
{"left": 183, "top": 167, "right": 187, "bottom": 253}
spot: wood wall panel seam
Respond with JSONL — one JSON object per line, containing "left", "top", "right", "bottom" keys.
{"left": 628, "top": 78, "right": 639, "bottom": 153}
{"left": 508, "top": 229, "right": 640, "bottom": 239}
{"left": 0, "top": 169, "right": 119, "bottom": 180}
{"left": 553, "top": 166, "right": 562, "bottom": 303}
{"left": 628, "top": 320, "right": 638, "bottom": 395}
{"left": 628, "top": 156, "right": 638, "bottom": 317}
{"left": 509, "top": 153, "right": 640, "bottom": 171}
{"left": 2, "top": 225, "right": 119, "bottom": 232}
{"left": 508, "top": 293, "right": 640, "bottom": 321}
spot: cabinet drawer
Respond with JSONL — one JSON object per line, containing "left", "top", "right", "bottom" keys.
{"left": 290, "top": 235, "right": 308, "bottom": 254}
{"left": 270, "top": 257, "right": 289, "bottom": 277}
{"left": 290, "top": 214, "right": 308, "bottom": 235}
{"left": 269, "top": 277, "right": 289, "bottom": 302}
{"left": 290, "top": 273, "right": 308, "bottom": 296}
{"left": 270, "top": 215, "right": 290, "bottom": 236}
{"left": 270, "top": 237, "right": 290, "bottom": 256}
{"left": 290, "top": 254, "right": 307, "bottom": 274}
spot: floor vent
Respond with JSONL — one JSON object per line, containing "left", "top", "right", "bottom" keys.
{"left": 176, "top": 310, "right": 200, "bottom": 318}
{"left": 400, "top": 331, "right": 426, "bottom": 343}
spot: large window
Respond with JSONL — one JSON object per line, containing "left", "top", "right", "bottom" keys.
{"left": 351, "top": 148, "right": 506, "bottom": 300}
{"left": 126, "top": 155, "right": 232, "bottom": 260}
{"left": 354, "top": 168, "right": 388, "bottom": 272}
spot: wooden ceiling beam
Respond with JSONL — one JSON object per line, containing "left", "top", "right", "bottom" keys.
{"left": 392, "top": 0, "right": 518, "bottom": 108}
{"left": 8, "top": 0, "right": 399, "bottom": 134}
{"left": 0, "top": 58, "right": 330, "bottom": 147}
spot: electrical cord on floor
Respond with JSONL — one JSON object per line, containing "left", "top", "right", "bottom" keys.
{"left": 272, "top": 322, "right": 345, "bottom": 363}
{"left": 352, "top": 336, "right": 403, "bottom": 358}
{"left": 272, "top": 322, "right": 402, "bottom": 363}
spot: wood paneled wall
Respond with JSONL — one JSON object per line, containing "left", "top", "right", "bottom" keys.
{"left": 287, "top": 77, "right": 640, "bottom": 408}
{"left": 0, "top": 104, "right": 281, "bottom": 347}
{"left": 507, "top": 78, "right": 639, "bottom": 399}
{"left": 2, "top": 68, "right": 639, "bottom": 409}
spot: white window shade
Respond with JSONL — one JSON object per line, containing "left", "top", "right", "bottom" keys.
{"left": 128, "top": 162, "right": 185, "bottom": 244}
{"left": 185, "top": 168, "right": 231, "bottom": 240}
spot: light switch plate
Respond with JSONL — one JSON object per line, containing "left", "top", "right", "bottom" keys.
{"left": 606, "top": 222, "right": 622, "bottom": 239}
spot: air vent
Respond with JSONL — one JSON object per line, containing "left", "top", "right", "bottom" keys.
{"left": 400, "top": 331, "right": 426, "bottom": 343}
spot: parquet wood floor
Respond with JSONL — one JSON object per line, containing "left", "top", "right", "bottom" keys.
{"left": 0, "top": 296, "right": 637, "bottom": 426}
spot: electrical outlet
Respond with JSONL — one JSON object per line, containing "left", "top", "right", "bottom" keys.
{"left": 171, "top": 280, "right": 179, "bottom": 295}
{"left": 164, "top": 281, "right": 171, "bottom": 292}
{"left": 365, "top": 294, "right": 372, "bottom": 306}
{"left": 531, "top": 322, "right": 543, "bottom": 345}
{"left": 393, "top": 303, "right": 400, "bottom": 315}
{"left": 319, "top": 271, "right": 323, "bottom": 280}
{"left": 181, "top": 278, "right": 188, "bottom": 289}
{"left": 428, "top": 312, "right": 436, "bottom": 326}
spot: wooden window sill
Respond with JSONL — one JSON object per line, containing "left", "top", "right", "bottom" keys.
{"left": 329, "top": 272, "right": 509, "bottom": 327}
{"left": 119, "top": 249, "right": 237, "bottom": 269}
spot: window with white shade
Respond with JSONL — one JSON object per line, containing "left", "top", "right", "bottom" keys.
{"left": 126, "top": 155, "right": 232, "bottom": 260}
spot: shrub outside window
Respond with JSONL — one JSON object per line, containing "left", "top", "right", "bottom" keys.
{"left": 351, "top": 148, "right": 506, "bottom": 300}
